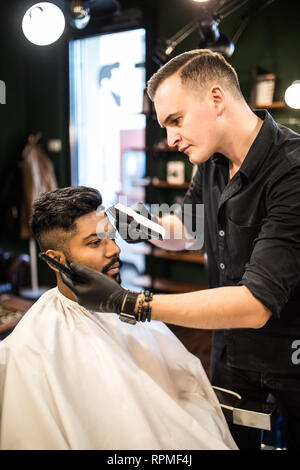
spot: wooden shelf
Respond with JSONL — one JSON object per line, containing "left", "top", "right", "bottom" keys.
{"left": 133, "top": 275, "right": 207, "bottom": 293}
{"left": 251, "top": 101, "right": 286, "bottom": 109}
{"left": 128, "top": 146, "right": 178, "bottom": 153}
{"left": 136, "top": 178, "right": 190, "bottom": 189}
{"left": 152, "top": 180, "right": 190, "bottom": 189}
{"left": 131, "top": 246, "right": 206, "bottom": 264}
{"left": 152, "top": 248, "right": 205, "bottom": 264}
{"left": 267, "top": 101, "right": 285, "bottom": 109}
{"left": 152, "top": 146, "right": 178, "bottom": 152}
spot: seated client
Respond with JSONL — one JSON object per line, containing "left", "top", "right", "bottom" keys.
{"left": 0, "top": 186, "right": 237, "bottom": 450}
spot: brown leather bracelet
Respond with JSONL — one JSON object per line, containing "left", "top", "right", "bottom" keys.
{"left": 122, "top": 290, "right": 139, "bottom": 315}
{"left": 119, "top": 291, "right": 139, "bottom": 324}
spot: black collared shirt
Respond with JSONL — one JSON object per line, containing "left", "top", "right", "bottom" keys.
{"left": 183, "top": 110, "right": 300, "bottom": 373}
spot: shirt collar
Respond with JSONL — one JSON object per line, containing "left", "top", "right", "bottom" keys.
{"left": 238, "top": 110, "right": 278, "bottom": 181}
{"left": 211, "top": 110, "right": 279, "bottom": 181}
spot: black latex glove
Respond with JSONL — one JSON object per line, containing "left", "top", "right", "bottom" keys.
{"left": 60, "top": 262, "right": 128, "bottom": 313}
{"left": 115, "top": 202, "right": 159, "bottom": 244}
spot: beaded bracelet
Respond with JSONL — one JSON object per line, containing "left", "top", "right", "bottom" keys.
{"left": 119, "top": 289, "right": 153, "bottom": 324}
{"left": 140, "top": 290, "right": 153, "bottom": 322}
{"left": 137, "top": 291, "right": 145, "bottom": 322}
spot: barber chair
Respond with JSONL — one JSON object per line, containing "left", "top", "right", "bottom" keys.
{"left": 213, "top": 386, "right": 277, "bottom": 431}
{"left": 0, "top": 248, "right": 30, "bottom": 296}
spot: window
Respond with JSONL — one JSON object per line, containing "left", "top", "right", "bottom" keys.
{"left": 69, "top": 27, "right": 147, "bottom": 287}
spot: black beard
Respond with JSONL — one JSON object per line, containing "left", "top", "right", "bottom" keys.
{"left": 65, "top": 255, "right": 122, "bottom": 285}
{"left": 112, "top": 272, "right": 121, "bottom": 285}
{"left": 102, "top": 256, "right": 122, "bottom": 285}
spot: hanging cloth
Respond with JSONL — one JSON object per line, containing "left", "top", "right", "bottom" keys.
{"left": 20, "top": 133, "right": 57, "bottom": 239}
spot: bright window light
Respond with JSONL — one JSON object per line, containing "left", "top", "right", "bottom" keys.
{"left": 22, "top": 2, "right": 65, "bottom": 46}
{"left": 192, "top": 0, "right": 210, "bottom": 3}
{"left": 284, "top": 81, "right": 300, "bottom": 109}
{"left": 69, "top": 28, "right": 146, "bottom": 207}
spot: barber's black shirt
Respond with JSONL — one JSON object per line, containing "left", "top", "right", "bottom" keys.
{"left": 183, "top": 110, "right": 300, "bottom": 374}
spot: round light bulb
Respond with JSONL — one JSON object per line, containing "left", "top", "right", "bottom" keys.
{"left": 284, "top": 81, "right": 300, "bottom": 109}
{"left": 22, "top": 2, "right": 65, "bottom": 46}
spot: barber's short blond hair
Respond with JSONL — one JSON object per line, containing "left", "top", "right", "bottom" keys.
{"left": 147, "top": 49, "right": 243, "bottom": 101}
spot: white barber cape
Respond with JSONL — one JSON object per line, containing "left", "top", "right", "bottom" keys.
{"left": 0, "top": 288, "right": 237, "bottom": 450}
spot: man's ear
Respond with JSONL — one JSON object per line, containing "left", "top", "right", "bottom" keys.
{"left": 210, "top": 85, "right": 225, "bottom": 116}
{"left": 45, "top": 250, "right": 66, "bottom": 273}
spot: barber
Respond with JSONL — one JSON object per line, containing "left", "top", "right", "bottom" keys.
{"left": 62, "top": 50, "right": 300, "bottom": 450}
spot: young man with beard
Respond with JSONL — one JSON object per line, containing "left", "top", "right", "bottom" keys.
{"left": 0, "top": 186, "right": 236, "bottom": 450}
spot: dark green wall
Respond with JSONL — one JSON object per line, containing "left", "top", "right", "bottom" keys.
{"left": 0, "top": 0, "right": 69, "bottom": 184}
{"left": 0, "top": 1, "right": 69, "bottom": 285}
{"left": 1, "top": 0, "right": 300, "bottom": 190}
{"left": 156, "top": 0, "right": 300, "bottom": 99}
{"left": 0, "top": 1, "right": 26, "bottom": 175}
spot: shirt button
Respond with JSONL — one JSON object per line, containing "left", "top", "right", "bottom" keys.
{"left": 219, "top": 263, "right": 225, "bottom": 270}
{"left": 219, "top": 230, "right": 225, "bottom": 237}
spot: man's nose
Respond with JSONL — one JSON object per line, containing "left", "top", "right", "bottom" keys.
{"left": 166, "top": 128, "right": 181, "bottom": 148}
{"left": 105, "top": 238, "right": 121, "bottom": 257}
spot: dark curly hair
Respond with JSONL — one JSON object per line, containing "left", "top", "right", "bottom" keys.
{"left": 30, "top": 186, "right": 102, "bottom": 252}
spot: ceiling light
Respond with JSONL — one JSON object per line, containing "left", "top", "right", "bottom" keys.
{"left": 69, "top": 0, "right": 91, "bottom": 30}
{"left": 284, "top": 81, "right": 300, "bottom": 109}
{"left": 200, "top": 32, "right": 235, "bottom": 57}
{"left": 22, "top": 2, "right": 65, "bottom": 46}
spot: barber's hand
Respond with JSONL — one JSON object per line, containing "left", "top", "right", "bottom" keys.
{"left": 116, "top": 202, "right": 159, "bottom": 243}
{"left": 60, "top": 262, "right": 128, "bottom": 313}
